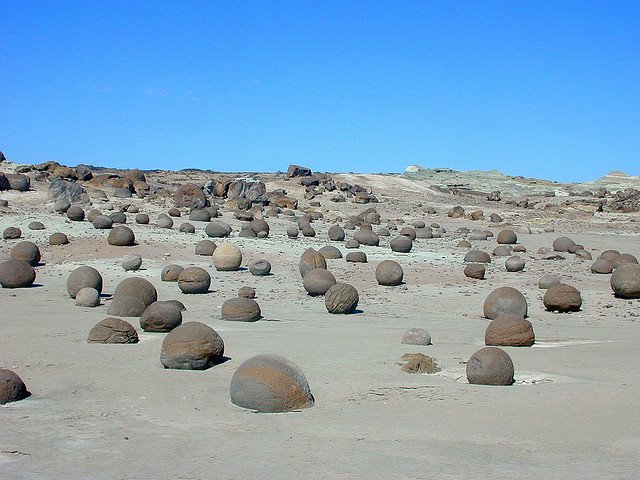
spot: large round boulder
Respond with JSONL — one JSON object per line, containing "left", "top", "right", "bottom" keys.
{"left": 483, "top": 287, "right": 528, "bottom": 319}
{"left": 177, "top": 267, "right": 211, "bottom": 294}
{"left": 299, "top": 248, "right": 327, "bottom": 277}
{"left": 328, "top": 225, "right": 345, "bottom": 241}
{"left": 375, "top": 260, "right": 403, "bottom": 286}
{"left": 2, "top": 227, "right": 21, "bottom": 239}
{"left": 496, "top": 229, "right": 517, "bottom": 244}
{"left": 401, "top": 328, "right": 431, "bottom": 346}
{"left": 466, "top": 347, "right": 515, "bottom": 386}
{"left": 66, "top": 205, "right": 85, "bottom": 221}
{"left": 464, "top": 250, "right": 491, "bottom": 263}
{"left": 543, "top": 284, "right": 582, "bottom": 312}
{"left": 485, "top": 314, "right": 535, "bottom": 346}
{"left": 324, "top": 283, "right": 359, "bottom": 314}
{"left": 161, "top": 264, "right": 184, "bottom": 282}
{"left": 212, "top": 243, "right": 242, "bottom": 271}
{"left": 107, "top": 225, "right": 135, "bottom": 246}
{"left": 0, "top": 259, "right": 36, "bottom": 288}
{"left": 390, "top": 235, "right": 413, "bottom": 253}
{"left": 463, "top": 263, "right": 485, "bottom": 279}
{"left": 75, "top": 287, "right": 100, "bottom": 307}
{"left": 139, "top": 301, "right": 183, "bottom": 332}
{"left": 87, "top": 318, "right": 139, "bottom": 344}
{"left": 230, "top": 354, "right": 314, "bottom": 413}
{"left": 10, "top": 241, "right": 41, "bottom": 266}
{"left": 67, "top": 266, "right": 103, "bottom": 298}
{"left": 107, "top": 277, "right": 157, "bottom": 317}
{"left": 92, "top": 215, "right": 113, "bottom": 229}
{"left": 0, "top": 369, "right": 30, "bottom": 404}
{"left": 122, "top": 254, "right": 143, "bottom": 271}
{"left": 610, "top": 264, "right": 640, "bottom": 299}
{"left": 205, "top": 220, "right": 232, "bottom": 238}
{"left": 553, "top": 236, "right": 576, "bottom": 252}
{"left": 49, "top": 232, "right": 70, "bottom": 245}
{"left": 318, "top": 245, "right": 342, "bottom": 260}
{"left": 303, "top": 268, "right": 337, "bottom": 296}
{"left": 353, "top": 229, "right": 380, "bottom": 246}
{"left": 505, "top": 256, "right": 525, "bottom": 272}
{"left": 249, "top": 259, "right": 272, "bottom": 276}
{"left": 160, "top": 322, "right": 225, "bottom": 370}
{"left": 221, "top": 297, "right": 261, "bottom": 322}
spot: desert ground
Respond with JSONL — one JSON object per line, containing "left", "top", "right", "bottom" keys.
{"left": 1, "top": 159, "right": 639, "bottom": 479}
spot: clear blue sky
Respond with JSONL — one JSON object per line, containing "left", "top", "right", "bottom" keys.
{"left": 1, "top": 1, "right": 638, "bottom": 182}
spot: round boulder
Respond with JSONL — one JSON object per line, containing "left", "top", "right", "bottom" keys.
{"left": 67, "top": 266, "right": 103, "bottom": 298}
{"left": 156, "top": 213, "right": 173, "bottom": 229}
{"left": 177, "top": 267, "right": 211, "bottom": 294}
{"left": 505, "top": 256, "right": 525, "bottom": 272}
{"left": 238, "top": 286, "right": 256, "bottom": 298}
{"left": 496, "top": 229, "right": 517, "bottom": 244}
{"left": 27, "top": 221, "right": 45, "bottom": 230}
{"left": 375, "top": 260, "right": 403, "bottom": 286}
{"left": 92, "top": 215, "right": 113, "bottom": 229}
{"left": 318, "top": 245, "right": 342, "bottom": 260}
{"left": 0, "top": 369, "right": 30, "bottom": 405}
{"left": 87, "top": 318, "right": 139, "bottom": 344}
{"left": 543, "top": 284, "right": 582, "bottom": 312}
{"left": 324, "top": 283, "right": 359, "bottom": 314}
{"left": 390, "top": 235, "right": 413, "bottom": 253}
{"left": 483, "top": 287, "right": 528, "bottom": 319}
{"left": 464, "top": 263, "right": 485, "bottom": 279}
{"left": 303, "top": 268, "right": 337, "bottom": 296}
{"left": 249, "top": 259, "right": 272, "bottom": 276}
{"left": 161, "top": 264, "right": 184, "bottom": 282}
{"left": 0, "top": 259, "right": 36, "bottom": 288}
{"left": 401, "top": 328, "right": 431, "bottom": 346}
{"left": 139, "top": 301, "right": 183, "bottom": 332}
{"left": 485, "top": 314, "right": 535, "bottom": 346}
{"left": 160, "top": 322, "right": 225, "bottom": 370}
{"left": 11, "top": 241, "right": 41, "bottom": 266}
{"left": 464, "top": 250, "right": 491, "bottom": 263}
{"left": 299, "top": 248, "right": 327, "bottom": 277}
{"left": 539, "top": 273, "right": 562, "bottom": 289}
{"left": 2, "top": 227, "right": 21, "bottom": 239}
{"left": 328, "top": 225, "right": 345, "bottom": 241}
{"left": 610, "top": 264, "right": 640, "bottom": 299}
{"left": 553, "top": 236, "right": 576, "bottom": 252}
{"left": 230, "top": 354, "right": 314, "bottom": 413}
{"left": 75, "top": 287, "right": 100, "bottom": 307}
{"left": 466, "top": 347, "right": 515, "bottom": 386}
{"left": 205, "top": 220, "right": 232, "bottom": 238}
{"left": 212, "top": 243, "right": 242, "bottom": 271}
{"left": 66, "top": 206, "right": 85, "bottom": 221}
{"left": 135, "top": 213, "right": 150, "bottom": 224}
{"left": 122, "top": 254, "right": 143, "bottom": 271}
{"left": 107, "top": 225, "right": 135, "bottom": 246}
{"left": 195, "top": 239, "right": 217, "bottom": 256}
{"left": 345, "top": 251, "right": 367, "bottom": 263}
{"left": 107, "top": 277, "right": 158, "bottom": 317}
{"left": 221, "top": 297, "right": 262, "bottom": 322}
{"left": 49, "top": 232, "right": 69, "bottom": 245}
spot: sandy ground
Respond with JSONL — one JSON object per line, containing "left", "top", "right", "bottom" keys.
{"left": 1, "top": 173, "right": 639, "bottom": 479}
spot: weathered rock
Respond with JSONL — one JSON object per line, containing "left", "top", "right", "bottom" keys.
{"left": 75, "top": 287, "right": 100, "bottom": 307}
{"left": 345, "top": 251, "right": 367, "bottom": 263}
{"left": 174, "top": 184, "right": 207, "bottom": 208}
{"left": 140, "top": 301, "right": 182, "bottom": 332}
{"left": 324, "top": 283, "right": 359, "bottom": 314}
{"left": 505, "top": 256, "right": 525, "bottom": 272}
{"left": 353, "top": 229, "right": 379, "bottom": 246}
{"left": 66, "top": 205, "right": 85, "bottom": 221}
{"left": 485, "top": 314, "right": 535, "bottom": 346}
{"left": 543, "top": 284, "right": 582, "bottom": 312}
{"left": 344, "top": 239, "right": 360, "bottom": 249}
{"left": 464, "top": 263, "right": 485, "bottom": 279}
{"left": 483, "top": 287, "right": 528, "bottom": 319}
{"left": 299, "top": 248, "right": 327, "bottom": 277}
{"left": 538, "top": 274, "right": 562, "bottom": 289}
{"left": 135, "top": 213, "right": 150, "bottom": 225}
{"left": 496, "top": 229, "right": 517, "bottom": 244}
{"left": 464, "top": 250, "right": 491, "bottom": 263}
{"left": 249, "top": 219, "right": 270, "bottom": 237}
{"left": 0, "top": 259, "right": 36, "bottom": 288}
{"left": 553, "top": 236, "right": 576, "bottom": 252}
{"left": 6, "top": 173, "right": 30, "bottom": 191}
{"left": 448, "top": 206, "right": 465, "bottom": 218}
{"left": 300, "top": 268, "right": 335, "bottom": 296}
{"left": 27, "top": 221, "right": 45, "bottom": 230}
{"left": 318, "top": 245, "right": 342, "bottom": 260}
{"left": 249, "top": 259, "right": 272, "bottom": 276}
{"left": 466, "top": 347, "right": 515, "bottom": 386}
{"left": 109, "top": 212, "right": 127, "bottom": 224}
{"left": 179, "top": 222, "right": 195, "bottom": 233}
{"left": 328, "top": 225, "right": 345, "bottom": 241}
{"left": 287, "top": 165, "right": 312, "bottom": 177}
{"left": 156, "top": 213, "right": 173, "bottom": 229}
{"left": 390, "top": 235, "right": 412, "bottom": 253}
{"left": 0, "top": 369, "right": 30, "bottom": 404}
{"left": 161, "top": 264, "right": 184, "bottom": 282}
{"left": 122, "top": 254, "right": 143, "bottom": 271}
{"left": 49, "top": 232, "right": 69, "bottom": 245}
{"left": 375, "top": 260, "right": 403, "bottom": 286}
{"left": 92, "top": 215, "right": 113, "bottom": 229}
{"left": 107, "top": 277, "right": 157, "bottom": 317}
{"left": 107, "top": 225, "right": 135, "bottom": 246}
{"left": 221, "top": 297, "right": 262, "bottom": 322}
{"left": 168, "top": 208, "right": 181, "bottom": 217}
{"left": 610, "top": 264, "right": 640, "bottom": 299}
{"left": 11, "top": 241, "right": 41, "bottom": 266}
{"left": 67, "top": 266, "right": 102, "bottom": 298}
{"left": 177, "top": 267, "right": 211, "bottom": 294}
{"left": 195, "top": 239, "right": 217, "bottom": 256}
{"left": 87, "top": 317, "right": 139, "bottom": 344}
{"left": 205, "top": 220, "right": 232, "bottom": 238}
{"left": 493, "top": 245, "right": 513, "bottom": 257}
{"left": 160, "top": 322, "right": 225, "bottom": 370}
{"left": 2, "top": 226, "right": 21, "bottom": 239}
{"left": 287, "top": 225, "right": 299, "bottom": 238}
{"left": 189, "top": 209, "right": 211, "bottom": 222}
{"left": 212, "top": 243, "right": 242, "bottom": 271}
{"left": 230, "top": 354, "right": 314, "bottom": 412}
{"left": 401, "top": 328, "right": 431, "bottom": 346}
{"left": 238, "top": 286, "right": 256, "bottom": 298}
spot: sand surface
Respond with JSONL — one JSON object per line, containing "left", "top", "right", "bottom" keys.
{"left": 1, "top": 170, "right": 639, "bottom": 479}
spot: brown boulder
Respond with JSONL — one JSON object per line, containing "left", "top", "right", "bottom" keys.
{"left": 160, "top": 322, "right": 225, "bottom": 370}
{"left": 485, "top": 314, "right": 535, "bottom": 346}
{"left": 87, "top": 318, "right": 139, "bottom": 344}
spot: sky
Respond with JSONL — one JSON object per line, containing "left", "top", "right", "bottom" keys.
{"left": 1, "top": 1, "right": 638, "bottom": 182}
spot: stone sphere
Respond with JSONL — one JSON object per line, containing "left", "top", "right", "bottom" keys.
{"left": 0, "top": 259, "right": 36, "bottom": 288}
{"left": 466, "top": 347, "right": 515, "bottom": 386}
{"left": 496, "top": 229, "right": 517, "bottom": 244}
{"left": 464, "top": 250, "right": 491, "bottom": 263}
{"left": 301, "top": 226, "right": 316, "bottom": 237}
{"left": 75, "top": 287, "right": 100, "bottom": 307}
{"left": 250, "top": 219, "right": 270, "bottom": 236}
{"left": 483, "top": 287, "right": 528, "bottom": 319}
{"left": 212, "top": 243, "right": 243, "bottom": 271}
{"left": 121, "top": 254, "right": 142, "bottom": 271}
{"left": 591, "top": 257, "right": 613, "bottom": 274}
{"left": 457, "top": 240, "right": 472, "bottom": 248}
{"left": 88, "top": 318, "right": 139, "bottom": 344}
{"left": 221, "top": 297, "right": 262, "bottom": 322}
{"left": 238, "top": 286, "right": 256, "bottom": 298}
{"left": 399, "top": 226, "right": 417, "bottom": 240}
{"left": 287, "top": 226, "right": 299, "bottom": 238}
{"left": 390, "top": 235, "right": 413, "bottom": 253}
{"left": 353, "top": 229, "right": 380, "bottom": 246}
{"left": 107, "top": 277, "right": 157, "bottom": 317}
{"left": 539, "top": 273, "right": 562, "bottom": 289}
{"left": 49, "top": 232, "right": 69, "bottom": 245}
{"left": 2, "top": 227, "right": 21, "bottom": 239}
{"left": 614, "top": 253, "right": 639, "bottom": 269}
{"left": 553, "top": 236, "right": 576, "bottom": 252}
{"left": 492, "top": 245, "right": 513, "bottom": 257}
{"left": 195, "top": 239, "right": 217, "bottom": 256}
{"left": 109, "top": 212, "right": 127, "bottom": 224}
{"left": 375, "top": 260, "right": 404, "bottom": 286}
{"left": 464, "top": 263, "right": 485, "bottom": 279}
{"left": 156, "top": 213, "right": 173, "bottom": 229}
{"left": 53, "top": 197, "right": 71, "bottom": 213}
{"left": 299, "top": 248, "right": 327, "bottom": 277}
{"left": 108, "top": 225, "right": 135, "bottom": 246}
{"left": 135, "top": 213, "right": 150, "bottom": 224}
{"left": 543, "top": 284, "right": 582, "bottom": 312}
{"left": 415, "top": 228, "right": 433, "bottom": 239}
{"left": 179, "top": 222, "right": 195, "bottom": 233}
{"left": 303, "top": 268, "right": 337, "bottom": 296}
{"left": 205, "top": 220, "right": 232, "bottom": 238}
{"left": 189, "top": 209, "right": 211, "bottom": 222}
{"left": 87, "top": 209, "right": 102, "bottom": 222}
{"left": 0, "top": 369, "right": 30, "bottom": 405}
{"left": 230, "top": 354, "right": 314, "bottom": 413}
{"left": 161, "top": 264, "right": 184, "bottom": 282}
{"left": 177, "top": 266, "right": 211, "bottom": 294}
{"left": 318, "top": 245, "right": 342, "bottom": 260}
{"left": 160, "top": 322, "right": 225, "bottom": 370}
{"left": 468, "top": 230, "right": 488, "bottom": 241}
{"left": 140, "top": 301, "right": 183, "bottom": 332}
{"left": 28, "top": 221, "right": 45, "bottom": 230}
{"left": 324, "top": 283, "right": 359, "bottom": 314}
{"left": 345, "top": 251, "right": 367, "bottom": 263}
{"left": 401, "top": 328, "right": 431, "bottom": 346}
{"left": 505, "top": 256, "right": 525, "bottom": 272}
{"left": 67, "top": 266, "right": 103, "bottom": 298}
{"left": 92, "top": 215, "right": 113, "bottom": 229}
{"left": 249, "top": 259, "right": 272, "bottom": 276}
{"left": 344, "top": 239, "right": 360, "bottom": 249}
{"left": 66, "top": 205, "right": 85, "bottom": 221}
{"left": 610, "top": 264, "right": 640, "bottom": 299}
{"left": 168, "top": 208, "right": 181, "bottom": 217}
{"left": 328, "top": 225, "right": 345, "bottom": 241}
{"left": 485, "top": 314, "right": 535, "bottom": 346}
{"left": 11, "top": 241, "right": 41, "bottom": 266}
